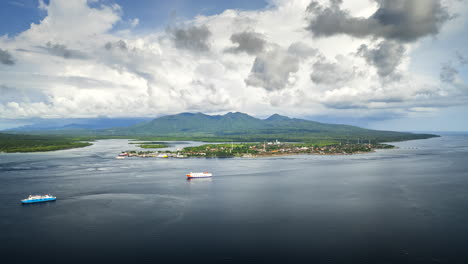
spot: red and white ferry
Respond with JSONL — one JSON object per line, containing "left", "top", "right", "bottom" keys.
{"left": 186, "top": 172, "right": 213, "bottom": 178}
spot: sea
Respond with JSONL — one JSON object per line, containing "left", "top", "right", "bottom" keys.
{"left": 1, "top": 133, "right": 468, "bottom": 264}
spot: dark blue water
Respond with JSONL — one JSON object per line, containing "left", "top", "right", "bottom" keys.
{"left": 1, "top": 134, "right": 468, "bottom": 263}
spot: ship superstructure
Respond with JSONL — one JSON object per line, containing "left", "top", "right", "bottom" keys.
{"left": 186, "top": 172, "right": 213, "bottom": 178}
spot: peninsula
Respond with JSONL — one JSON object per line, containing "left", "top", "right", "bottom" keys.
{"left": 0, "top": 133, "right": 92, "bottom": 153}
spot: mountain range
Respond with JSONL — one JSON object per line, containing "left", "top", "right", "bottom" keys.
{"left": 4, "top": 117, "right": 152, "bottom": 131}
{"left": 103, "top": 112, "right": 437, "bottom": 142}
{"left": 3, "top": 112, "right": 437, "bottom": 143}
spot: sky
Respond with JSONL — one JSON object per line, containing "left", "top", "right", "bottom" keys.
{"left": 0, "top": 0, "right": 467, "bottom": 131}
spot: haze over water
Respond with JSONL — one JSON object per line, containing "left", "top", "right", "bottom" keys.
{"left": 1, "top": 134, "right": 468, "bottom": 263}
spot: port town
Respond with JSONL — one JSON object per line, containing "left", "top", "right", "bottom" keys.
{"left": 117, "top": 140, "right": 395, "bottom": 159}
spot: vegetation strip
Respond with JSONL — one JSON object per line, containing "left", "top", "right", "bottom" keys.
{"left": 0, "top": 133, "right": 92, "bottom": 153}
{"left": 138, "top": 144, "right": 168, "bottom": 149}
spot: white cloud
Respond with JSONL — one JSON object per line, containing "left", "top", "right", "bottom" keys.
{"left": 21, "top": 0, "right": 121, "bottom": 44}
{"left": 0, "top": 0, "right": 466, "bottom": 122}
{"left": 130, "top": 18, "right": 139, "bottom": 27}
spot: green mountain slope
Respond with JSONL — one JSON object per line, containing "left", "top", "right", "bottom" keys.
{"left": 107, "top": 112, "right": 437, "bottom": 143}
{"left": 121, "top": 112, "right": 264, "bottom": 135}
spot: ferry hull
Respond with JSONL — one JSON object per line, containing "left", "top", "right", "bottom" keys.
{"left": 186, "top": 175, "right": 212, "bottom": 179}
{"left": 21, "top": 197, "right": 56, "bottom": 204}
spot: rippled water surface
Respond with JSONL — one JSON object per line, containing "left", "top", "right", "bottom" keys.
{"left": 1, "top": 134, "right": 468, "bottom": 263}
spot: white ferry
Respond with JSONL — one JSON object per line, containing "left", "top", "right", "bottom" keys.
{"left": 186, "top": 172, "right": 213, "bottom": 179}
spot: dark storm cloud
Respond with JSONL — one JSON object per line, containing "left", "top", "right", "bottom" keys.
{"left": 310, "top": 60, "right": 355, "bottom": 84}
{"left": 104, "top": 40, "right": 128, "bottom": 51}
{"left": 440, "top": 63, "right": 458, "bottom": 83}
{"left": 357, "top": 40, "right": 405, "bottom": 77}
{"left": 307, "top": 0, "right": 451, "bottom": 42}
{"left": 322, "top": 101, "right": 371, "bottom": 109}
{"left": 246, "top": 43, "right": 319, "bottom": 91}
{"left": 171, "top": 25, "right": 212, "bottom": 52}
{"left": 245, "top": 48, "right": 300, "bottom": 91}
{"left": 226, "top": 31, "right": 266, "bottom": 55}
{"left": 41, "top": 42, "right": 87, "bottom": 59}
{"left": 456, "top": 51, "right": 468, "bottom": 65}
{"left": 0, "top": 49, "right": 15, "bottom": 65}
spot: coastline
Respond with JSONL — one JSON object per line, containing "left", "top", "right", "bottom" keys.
{"left": 247, "top": 150, "right": 378, "bottom": 158}
{"left": 192, "top": 149, "right": 381, "bottom": 158}
{"left": 1, "top": 138, "right": 407, "bottom": 155}
{"left": 118, "top": 142, "right": 397, "bottom": 159}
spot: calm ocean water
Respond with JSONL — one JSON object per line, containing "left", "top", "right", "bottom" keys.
{"left": 1, "top": 134, "right": 468, "bottom": 263}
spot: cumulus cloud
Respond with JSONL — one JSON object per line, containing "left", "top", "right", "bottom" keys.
{"left": 20, "top": 0, "right": 121, "bottom": 43}
{"left": 171, "top": 25, "right": 212, "bottom": 52}
{"left": 226, "top": 31, "right": 266, "bottom": 55}
{"left": 245, "top": 47, "right": 300, "bottom": 91}
{"left": 287, "top": 42, "right": 318, "bottom": 58}
{"left": 0, "top": 0, "right": 466, "bottom": 123}
{"left": 357, "top": 40, "right": 406, "bottom": 77}
{"left": 0, "top": 49, "right": 15, "bottom": 65}
{"left": 307, "top": 0, "right": 451, "bottom": 42}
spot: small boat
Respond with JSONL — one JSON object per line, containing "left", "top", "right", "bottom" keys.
{"left": 21, "top": 194, "right": 56, "bottom": 204}
{"left": 115, "top": 156, "right": 126, "bottom": 159}
{"left": 186, "top": 172, "right": 213, "bottom": 179}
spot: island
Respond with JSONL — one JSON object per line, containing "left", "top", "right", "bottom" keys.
{"left": 117, "top": 141, "right": 395, "bottom": 158}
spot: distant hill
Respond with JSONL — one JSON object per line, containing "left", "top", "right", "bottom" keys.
{"left": 5, "top": 117, "right": 152, "bottom": 132}
{"left": 106, "top": 112, "right": 438, "bottom": 143}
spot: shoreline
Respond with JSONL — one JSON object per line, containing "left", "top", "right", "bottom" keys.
{"left": 119, "top": 143, "right": 399, "bottom": 159}
{"left": 0, "top": 142, "right": 93, "bottom": 154}
{"left": 250, "top": 150, "right": 377, "bottom": 157}
{"left": 115, "top": 149, "right": 387, "bottom": 159}
{"left": 1, "top": 137, "right": 410, "bottom": 155}
{"left": 193, "top": 150, "right": 378, "bottom": 158}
